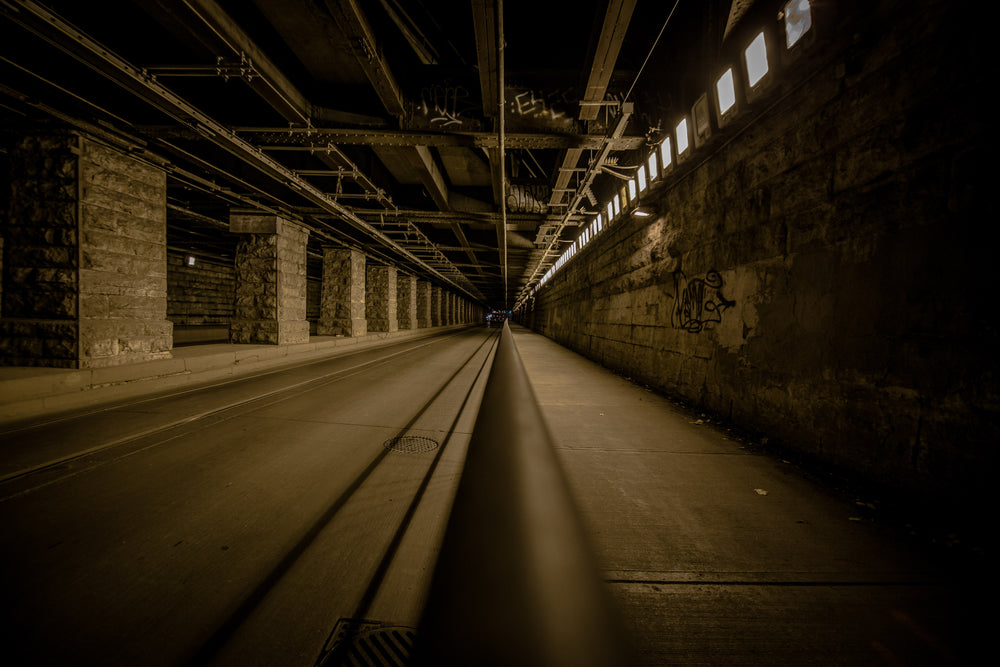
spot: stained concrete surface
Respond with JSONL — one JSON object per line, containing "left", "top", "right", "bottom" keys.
{"left": 511, "top": 324, "right": 983, "bottom": 666}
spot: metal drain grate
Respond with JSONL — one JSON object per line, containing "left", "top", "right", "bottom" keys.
{"left": 382, "top": 436, "right": 439, "bottom": 454}
{"left": 319, "top": 619, "right": 415, "bottom": 667}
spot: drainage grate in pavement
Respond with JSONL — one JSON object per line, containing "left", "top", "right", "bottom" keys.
{"left": 319, "top": 619, "right": 415, "bottom": 667}
{"left": 382, "top": 436, "right": 439, "bottom": 454}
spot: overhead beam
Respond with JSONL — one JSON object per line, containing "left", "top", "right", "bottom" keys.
{"left": 579, "top": 0, "right": 637, "bottom": 121}
{"left": 324, "top": 0, "right": 406, "bottom": 117}
{"left": 137, "top": 0, "right": 309, "bottom": 124}
{"left": 472, "top": 0, "right": 499, "bottom": 118}
{"left": 1, "top": 0, "right": 483, "bottom": 302}
{"left": 146, "top": 125, "right": 646, "bottom": 150}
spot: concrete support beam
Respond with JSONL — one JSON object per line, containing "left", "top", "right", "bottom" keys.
{"left": 397, "top": 273, "right": 418, "bottom": 330}
{"left": 229, "top": 214, "right": 310, "bottom": 345}
{"left": 366, "top": 264, "right": 397, "bottom": 332}
{"left": 318, "top": 247, "right": 366, "bottom": 337}
{"left": 416, "top": 280, "right": 432, "bottom": 328}
{"left": 0, "top": 131, "right": 172, "bottom": 368}
{"left": 431, "top": 286, "right": 443, "bottom": 327}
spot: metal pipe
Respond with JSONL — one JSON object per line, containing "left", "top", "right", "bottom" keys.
{"left": 497, "top": 0, "right": 508, "bottom": 311}
{"left": 411, "top": 322, "right": 634, "bottom": 667}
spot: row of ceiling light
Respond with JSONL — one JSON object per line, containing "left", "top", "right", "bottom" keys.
{"left": 527, "top": 0, "right": 814, "bottom": 300}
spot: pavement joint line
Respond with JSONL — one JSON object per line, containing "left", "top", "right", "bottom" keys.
{"left": 602, "top": 570, "right": 945, "bottom": 586}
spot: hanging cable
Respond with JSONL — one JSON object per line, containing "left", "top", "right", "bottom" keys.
{"left": 622, "top": 0, "right": 682, "bottom": 104}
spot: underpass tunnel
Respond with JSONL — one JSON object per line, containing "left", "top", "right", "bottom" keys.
{"left": 0, "top": 0, "right": 991, "bottom": 664}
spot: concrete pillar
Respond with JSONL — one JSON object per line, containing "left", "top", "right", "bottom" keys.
{"left": 0, "top": 131, "right": 172, "bottom": 368}
{"left": 416, "top": 280, "right": 432, "bottom": 328}
{"left": 318, "top": 247, "right": 366, "bottom": 337}
{"left": 366, "top": 264, "right": 397, "bottom": 332}
{"left": 397, "top": 274, "right": 418, "bottom": 330}
{"left": 431, "top": 286, "right": 443, "bottom": 326}
{"left": 229, "top": 214, "right": 310, "bottom": 345}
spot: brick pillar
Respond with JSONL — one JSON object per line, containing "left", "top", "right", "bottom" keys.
{"left": 397, "top": 274, "right": 418, "bottom": 330}
{"left": 416, "top": 280, "right": 431, "bottom": 328}
{"left": 229, "top": 214, "right": 310, "bottom": 345}
{"left": 0, "top": 131, "right": 172, "bottom": 368}
{"left": 318, "top": 247, "right": 366, "bottom": 336}
{"left": 366, "top": 264, "right": 397, "bottom": 332}
{"left": 431, "top": 286, "right": 443, "bottom": 326}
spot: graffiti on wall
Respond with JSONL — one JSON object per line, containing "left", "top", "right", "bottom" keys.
{"left": 671, "top": 270, "right": 735, "bottom": 333}
{"left": 417, "top": 84, "right": 474, "bottom": 127}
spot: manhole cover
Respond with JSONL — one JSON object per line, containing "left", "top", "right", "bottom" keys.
{"left": 382, "top": 436, "right": 439, "bottom": 454}
{"left": 319, "top": 619, "right": 415, "bottom": 666}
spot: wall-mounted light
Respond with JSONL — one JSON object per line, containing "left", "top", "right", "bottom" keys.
{"left": 628, "top": 178, "right": 637, "bottom": 201}
{"left": 632, "top": 205, "right": 657, "bottom": 219}
{"left": 647, "top": 151, "right": 659, "bottom": 181}
{"left": 184, "top": 255, "right": 196, "bottom": 267}
{"left": 637, "top": 164, "right": 648, "bottom": 192}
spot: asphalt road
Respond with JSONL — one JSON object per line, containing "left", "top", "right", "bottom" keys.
{"left": 0, "top": 327, "right": 498, "bottom": 666}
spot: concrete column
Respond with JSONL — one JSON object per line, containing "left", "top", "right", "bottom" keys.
{"left": 366, "top": 264, "right": 397, "bottom": 332}
{"left": 397, "top": 273, "right": 418, "bottom": 330}
{"left": 431, "top": 286, "right": 443, "bottom": 326}
{"left": 416, "top": 280, "right": 432, "bottom": 328}
{"left": 318, "top": 247, "right": 366, "bottom": 337}
{"left": 0, "top": 131, "right": 172, "bottom": 368}
{"left": 229, "top": 214, "right": 310, "bottom": 345}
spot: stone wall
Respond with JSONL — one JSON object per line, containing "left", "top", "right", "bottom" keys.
{"left": 166, "top": 251, "right": 234, "bottom": 326}
{"left": 229, "top": 215, "right": 309, "bottom": 345}
{"left": 318, "top": 248, "right": 366, "bottom": 336}
{"left": 1, "top": 131, "right": 172, "bottom": 367}
{"left": 525, "top": 0, "right": 992, "bottom": 523}
{"left": 366, "top": 264, "right": 397, "bottom": 333}
{"left": 397, "top": 274, "right": 417, "bottom": 330}
{"left": 1, "top": 133, "right": 79, "bottom": 366}
{"left": 77, "top": 139, "right": 171, "bottom": 367}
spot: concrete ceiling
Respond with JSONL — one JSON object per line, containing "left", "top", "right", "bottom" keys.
{"left": 0, "top": 0, "right": 727, "bottom": 309}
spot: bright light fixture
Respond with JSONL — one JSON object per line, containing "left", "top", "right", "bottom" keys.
{"left": 745, "top": 32, "right": 769, "bottom": 87}
{"left": 784, "top": 0, "right": 812, "bottom": 48}
{"left": 716, "top": 68, "right": 736, "bottom": 115}
{"left": 638, "top": 165, "right": 647, "bottom": 191}
{"left": 675, "top": 118, "right": 689, "bottom": 155}
{"left": 660, "top": 137, "right": 672, "bottom": 168}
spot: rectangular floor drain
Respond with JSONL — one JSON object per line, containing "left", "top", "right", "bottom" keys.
{"left": 317, "top": 618, "right": 415, "bottom": 667}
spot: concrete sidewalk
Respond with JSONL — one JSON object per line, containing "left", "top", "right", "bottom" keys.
{"left": 0, "top": 325, "right": 470, "bottom": 425}
{"left": 510, "top": 325, "right": 978, "bottom": 666}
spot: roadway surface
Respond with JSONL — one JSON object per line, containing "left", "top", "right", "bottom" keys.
{"left": 1, "top": 323, "right": 986, "bottom": 666}
{"left": 0, "top": 327, "right": 498, "bottom": 666}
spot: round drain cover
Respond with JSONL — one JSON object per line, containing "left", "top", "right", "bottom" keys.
{"left": 383, "top": 436, "right": 439, "bottom": 454}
